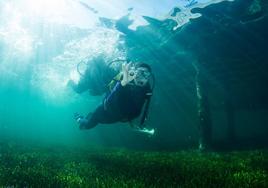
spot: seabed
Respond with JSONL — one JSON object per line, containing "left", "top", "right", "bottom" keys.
{"left": 0, "top": 142, "right": 267, "bottom": 187}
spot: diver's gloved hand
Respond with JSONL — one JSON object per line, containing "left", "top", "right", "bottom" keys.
{"left": 121, "top": 63, "right": 136, "bottom": 86}
{"left": 74, "top": 113, "right": 88, "bottom": 130}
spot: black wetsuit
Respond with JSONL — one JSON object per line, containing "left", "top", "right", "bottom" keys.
{"left": 84, "top": 81, "right": 151, "bottom": 129}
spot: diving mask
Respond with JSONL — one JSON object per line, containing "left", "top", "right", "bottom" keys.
{"left": 134, "top": 67, "right": 151, "bottom": 86}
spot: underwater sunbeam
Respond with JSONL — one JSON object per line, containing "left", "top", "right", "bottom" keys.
{"left": 22, "top": 0, "right": 69, "bottom": 17}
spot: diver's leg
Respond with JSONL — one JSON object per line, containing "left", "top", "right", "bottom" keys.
{"left": 76, "top": 104, "right": 121, "bottom": 130}
{"left": 78, "top": 106, "right": 106, "bottom": 130}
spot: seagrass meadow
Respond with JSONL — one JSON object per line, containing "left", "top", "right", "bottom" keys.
{"left": 0, "top": 142, "right": 268, "bottom": 187}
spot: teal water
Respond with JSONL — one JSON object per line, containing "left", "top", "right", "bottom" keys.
{"left": 0, "top": 0, "right": 267, "bottom": 149}
{"left": 0, "top": 0, "right": 268, "bottom": 147}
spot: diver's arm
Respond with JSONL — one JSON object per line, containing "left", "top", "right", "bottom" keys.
{"left": 139, "top": 97, "right": 151, "bottom": 128}
{"left": 139, "top": 86, "right": 153, "bottom": 127}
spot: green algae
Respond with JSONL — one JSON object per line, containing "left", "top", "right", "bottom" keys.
{"left": 0, "top": 143, "right": 267, "bottom": 187}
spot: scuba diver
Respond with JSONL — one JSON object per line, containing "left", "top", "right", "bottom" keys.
{"left": 73, "top": 61, "right": 155, "bottom": 134}
{"left": 68, "top": 55, "right": 117, "bottom": 96}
